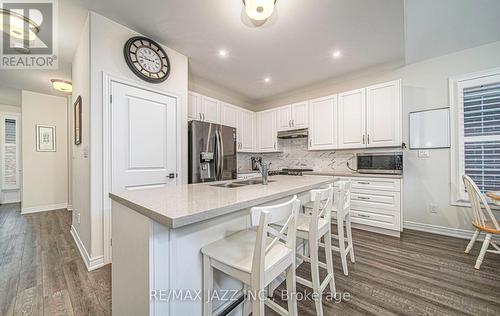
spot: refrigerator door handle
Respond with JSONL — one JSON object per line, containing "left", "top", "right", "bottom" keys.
{"left": 215, "top": 129, "right": 220, "bottom": 180}
{"left": 219, "top": 129, "right": 224, "bottom": 180}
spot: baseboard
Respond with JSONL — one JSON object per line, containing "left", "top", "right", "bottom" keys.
{"left": 21, "top": 203, "right": 68, "bottom": 214}
{"left": 70, "top": 225, "right": 105, "bottom": 271}
{"left": 403, "top": 221, "right": 500, "bottom": 242}
{"left": 1, "top": 198, "right": 21, "bottom": 204}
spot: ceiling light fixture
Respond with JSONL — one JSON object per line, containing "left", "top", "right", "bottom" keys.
{"left": 332, "top": 50, "right": 342, "bottom": 58}
{"left": 243, "top": 0, "right": 277, "bottom": 21}
{"left": 218, "top": 49, "right": 228, "bottom": 57}
{"left": 0, "top": 9, "right": 40, "bottom": 41}
{"left": 264, "top": 77, "right": 271, "bottom": 83}
{"left": 51, "top": 79, "right": 73, "bottom": 93}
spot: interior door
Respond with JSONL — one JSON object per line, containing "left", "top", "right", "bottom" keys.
{"left": 111, "top": 82, "right": 178, "bottom": 193}
{"left": 338, "top": 88, "right": 366, "bottom": 149}
{"left": 366, "top": 80, "right": 401, "bottom": 147}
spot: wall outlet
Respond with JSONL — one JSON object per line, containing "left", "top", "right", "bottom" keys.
{"left": 429, "top": 203, "right": 439, "bottom": 214}
{"left": 418, "top": 150, "right": 430, "bottom": 158}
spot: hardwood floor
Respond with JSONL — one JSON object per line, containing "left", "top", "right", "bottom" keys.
{"left": 0, "top": 204, "right": 111, "bottom": 316}
{"left": 1, "top": 203, "right": 499, "bottom": 315}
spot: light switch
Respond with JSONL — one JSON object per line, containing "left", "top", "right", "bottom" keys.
{"left": 418, "top": 150, "right": 430, "bottom": 158}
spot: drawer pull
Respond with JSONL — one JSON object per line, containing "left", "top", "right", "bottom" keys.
{"left": 358, "top": 181, "right": 371, "bottom": 185}
{"left": 358, "top": 214, "right": 371, "bottom": 218}
{"left": 357, "top": 196, "right": 370, "bottom": 200}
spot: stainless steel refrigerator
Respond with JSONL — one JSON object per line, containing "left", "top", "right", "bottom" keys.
{"left": 188, "top": 121, "right": 237, "bottom": 184}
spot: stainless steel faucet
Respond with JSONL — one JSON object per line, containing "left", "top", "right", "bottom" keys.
{"left": 257, "top": 161, "right": 272, "bottom": 185}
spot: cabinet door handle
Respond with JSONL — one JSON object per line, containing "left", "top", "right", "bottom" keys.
{"left": 289, "top": 120, "right": 291, "bottom": 127}
{"left": 358, "top": 214, "right": 370, "bottom": 218}
{"left": 274, "top": 142, "right": 276, "bottom": 150}
{"left": 367, "top": 134, "right": 370, "bottom": 144}
{"left": 357, "top": 196, "right": 370, "bottom": 200}
{"left": 358, "top": 181, "right": 370, "bottom": 185}
{"left": 199, "top": 113, "right": 202, "bottom": 120}
{"left": 292, "top": 119, "right": 294, "bottom": 127}
{"left": 309, "top": 139, "right": 312, "bottom": 147}
{"left": 362, "top": 134, "right": 365, "bottom": 144}
{"left": 203, "top": 113, "right": 206, "bottom": 121}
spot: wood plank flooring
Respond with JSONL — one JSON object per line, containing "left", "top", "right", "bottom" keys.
{"left": 0, "top": 204, "right": 111, "bottom": 316}
{"left": 1, "top": 203, "right": 499, "bottom": 315}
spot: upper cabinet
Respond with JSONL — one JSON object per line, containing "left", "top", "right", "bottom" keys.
{"left": 366, "top": 80, "right": 401, "bottom": 148}
{"left": 308, "top": 95, "right": 338, "bottom": 150}
{"left": 187, "top": 92, "right": 220, "bottom": 123}
{"left": 276, "top": 102, "right": 309, "bottom": 131}
{"left": 238, "top": 109, "right": 255, "bottom": 152}
{"left": 257, "top": 109, "right": 279, "bottom": 152}
{"left": 338, "top": 88, "right": 366, "bottom": 148}
{"left": 220, "top": 102, "right": 239, "bottom": 128}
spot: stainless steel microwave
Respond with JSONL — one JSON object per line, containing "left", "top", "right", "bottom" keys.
{"left": 357, "top": 152, "right": 403, "bottom": 174}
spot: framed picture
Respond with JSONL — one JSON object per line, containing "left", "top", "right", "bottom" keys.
{"left": 36, "top": 125, "right": 56, "bottom": 152}
{"left": 74, "top": 96, "right": 82, "bottom": 145}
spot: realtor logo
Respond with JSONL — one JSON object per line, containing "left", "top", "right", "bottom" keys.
{"left": 0, "top": 0, "right": 58, "bottom": 69}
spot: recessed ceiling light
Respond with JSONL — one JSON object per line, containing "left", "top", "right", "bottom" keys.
{"left": 332, "top": 50, "right": 342, "bottom": 58}
{"left": 51, "top": 79, "right": 72, "bottom": 93}
{"left": 264, "top": 77, "right": 271, "bottom": 83}
{"left": 218, "top": 49, "right": 228, "bottom": 57}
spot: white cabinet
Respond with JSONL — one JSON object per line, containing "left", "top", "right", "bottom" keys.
{"left": 308, "top": 95, "right": 338, "bottom": 150}
{"left": 338, "top": 88, "right": 366, "bottom": 149}
{"left": 257, "top": 109, "right": 279, "bottom": 152}
{"left": 366, "top": 80, "right": 401, "bottom": 148}
{"left": 238, "top": 109, "right": 255, "bottom": 152}
{"left": 220, "top": 103, "right": 239, "bottom": 128}
{"left": 276, "top": 102, "right": 309, "bottom": 131}
{"left": 187, "top": 92, "right": 220, "bottom": 123}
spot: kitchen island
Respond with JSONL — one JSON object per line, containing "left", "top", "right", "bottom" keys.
{"left": 109, "top": 175, "right": 333, "bottom": 316}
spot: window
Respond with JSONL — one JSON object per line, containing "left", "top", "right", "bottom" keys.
{"left": 1, "top": 115, "right": 20, "bottom": 190}
{"left": 450, "top": 68, "right": 500, "bottom": 204}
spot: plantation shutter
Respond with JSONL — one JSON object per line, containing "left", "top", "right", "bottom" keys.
{"left": 462, "top": 82, "right": 500, "bottom": 193}
{"left": 2, "top": 116, "right": 19, "bottom": 190}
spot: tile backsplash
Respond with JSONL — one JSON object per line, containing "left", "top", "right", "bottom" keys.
{"left": 237, "top": 138, "right": 359, "bottom": 173}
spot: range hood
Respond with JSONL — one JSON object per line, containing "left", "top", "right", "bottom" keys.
{"left": 277, "top": 128, "right": 308, "bottom": 139}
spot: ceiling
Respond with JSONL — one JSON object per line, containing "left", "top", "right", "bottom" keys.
{"left": 1, "top": 0, "right": 500, "bottom": 104}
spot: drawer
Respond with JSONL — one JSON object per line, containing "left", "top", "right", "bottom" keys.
{"left": 350, "top": 191, "right": 401, "bottom": 212}
{"left": 351, "top": 208, "right": 401, "bottom": 231}
{"left": 351, "top": 177, "right": 401, "bottom": 192}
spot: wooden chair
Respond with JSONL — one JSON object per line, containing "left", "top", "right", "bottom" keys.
{"left": 201, "top": 196, "right": 300, "bottom": 316}
{"left": 332, "top": 180, "right": 355, "bottom": 276}
{"left": 295, "top": 185, "right": 336, "bottom": 316}
{"left": 463, "top": 175, "right": 500, "bottom": 269}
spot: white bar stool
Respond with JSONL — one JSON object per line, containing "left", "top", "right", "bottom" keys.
{"left": 303, "top": 180, "right": 355, "bottom": 276}
{"left": 295, "top": 185, "right": 336, "bottom": 316}
{"left": 201, "top": 196, "right": 300, "bottom": 316}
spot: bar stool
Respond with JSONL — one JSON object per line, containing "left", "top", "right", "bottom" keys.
{"left": 201, "top": 196, "right": 300, "bottom": 316}
{"left": 304, "top": 180, "right": 355, "bottom": 276}
{"left": 295, "top": 185, "right": 336, "bottom": 316}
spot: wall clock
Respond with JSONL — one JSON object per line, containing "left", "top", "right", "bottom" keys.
{"left": 123, "top": 36, "right": 170, "bottom": 83}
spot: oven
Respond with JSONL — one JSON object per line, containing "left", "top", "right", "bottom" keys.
{"left": 356, "top": 152, "right": 403, "bottom": 175}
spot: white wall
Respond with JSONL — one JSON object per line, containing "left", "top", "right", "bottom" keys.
{"left": 255, "top": 40, "right": 500, "bottom": 233}
{"left": 0, "top": 103, "right": 21, "bottom": 113}
{"left": 0, "top": 86, "right": 21, "bottom": 106}
{"left": 21, "top": 91, "right": 68, "bottom": 213}
{"left": 189, "top": 75, "right": 254, "bottom": 110}
{"left": 69, "top": 12, "right": 189, "bottom": 266}
{"left": 71, "top": 14, "right": 91, "bottom": 253}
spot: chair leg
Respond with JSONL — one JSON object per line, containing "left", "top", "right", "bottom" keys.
{"left": 309, "top": 238, "right": 323, "bottom": 316}
{"left": 285, "top": 263, "right": 297, "bottom": 316}
{"left": 475, "top": 233, "right": 492, "bottom": 270}
{"left": 465, "top": 229, "right": 480, "bottom": 254}
{"left": 345, "top": 214, "right": 355, "bottom": 263}
{"left": 202, "top": 254, "right": 213, "bottom": 316}
{"left": 324, "top": 228, "right": 336, "bottom": 296}
{"left": 337, "top": 218, "right": 348, "bottom": 276}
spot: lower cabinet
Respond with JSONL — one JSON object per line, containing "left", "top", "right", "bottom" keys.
{"left": 337, "top": 176, "right": 402, "bottom": 234}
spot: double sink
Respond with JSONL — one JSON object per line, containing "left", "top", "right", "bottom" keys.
{"left": 210, "top": 179, "right": 276, "bottom": 188}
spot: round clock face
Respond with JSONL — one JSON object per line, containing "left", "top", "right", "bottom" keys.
{"left": 124, "top": 36, "right": 170, "bottom": 83}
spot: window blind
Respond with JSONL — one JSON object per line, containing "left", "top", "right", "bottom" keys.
{"left": 2, "top": 117, "right": 18, "bottom": 189}
{"left": 462, "top": 82, "right": 500, "bottom": 192}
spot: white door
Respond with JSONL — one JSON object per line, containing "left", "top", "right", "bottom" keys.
{"left": 201, "top": 96, "right": 219, "bottom": 123}
{"left": 276, "top": 105, "right": 292, "bottom": 131}
{"left": 366, "top": 80, "right": 402, "bottom": 147}
{"left": 188, "top": 92, "right": 202, "bottom": 120}
{"left": 338, "top": 88, "right": 366, "bottom": 149}
{"left": 220, "top": 103, "right": 239, "bottom": 128}
{"left": 308, "top": 95, "right": 337, "bottom": 150}
{"left": 111, "top": 82, "right": 178, "bottom": 193}
{"left": 257, "top": 110, "right": 277, "bottom": 152}
{"left": 291, "top": 102, "right": 308, "bottom": 128}
{"left": 238, "top": 109, "right": 255, "bottom": 152}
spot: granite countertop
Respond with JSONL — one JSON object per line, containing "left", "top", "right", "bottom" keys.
{"left": 303, "top": 171, "right": 403, "bottom": 179}
{"left": 109, "top": 175, "right": 333, "bottom": 229}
